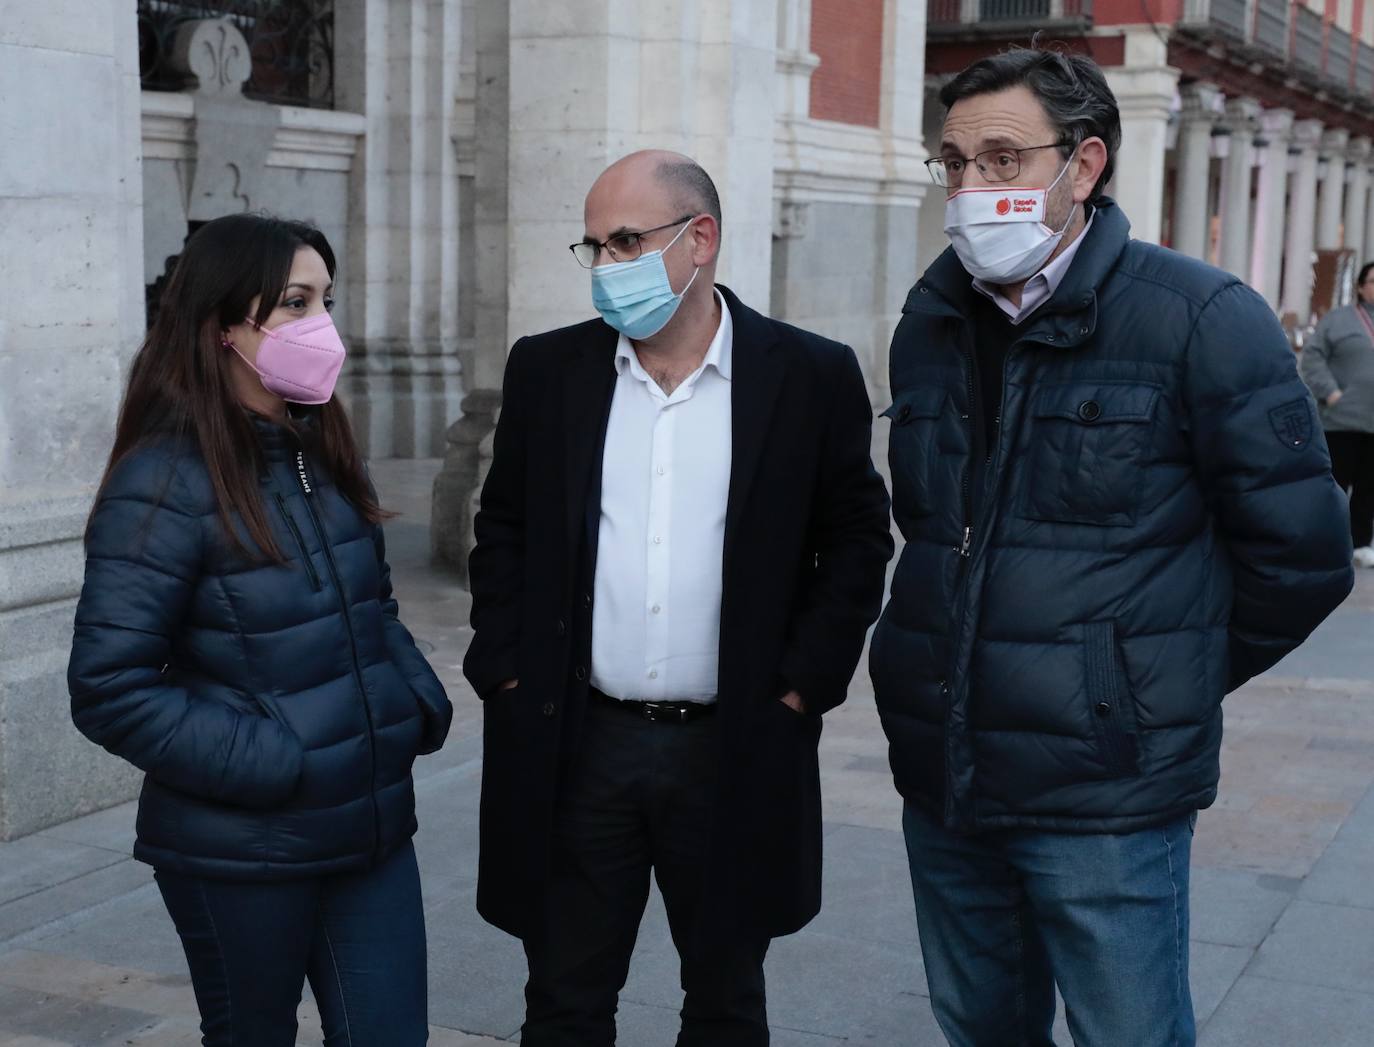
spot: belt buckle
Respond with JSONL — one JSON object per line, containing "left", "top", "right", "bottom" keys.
{"left": 641, "top": 701, "right": 689, "bottom": 724}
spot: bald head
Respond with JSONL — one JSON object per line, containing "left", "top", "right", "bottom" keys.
{"left": 586, "top": 150, "right": 722, "bottom": 231}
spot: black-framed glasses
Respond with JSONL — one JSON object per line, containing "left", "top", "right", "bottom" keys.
{"left": 924, "top": 143, "right": 1068, "bottom": 188}
{"left": 570, "top": 215, "right": 696, "bottom": 268}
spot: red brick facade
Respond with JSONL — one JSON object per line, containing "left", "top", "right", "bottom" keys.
{"left": 808, "top": 0, "right": 884, "bottom": 128}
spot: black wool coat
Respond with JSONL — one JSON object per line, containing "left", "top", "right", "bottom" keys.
{"left": 464, "top": 286, "right": 894, "bottom": 940}
{"left": 870, "top": 198, "right": 1354, "bottom": 834}
{"left": 69, "top": 415, "right": 453, "bottom": 879}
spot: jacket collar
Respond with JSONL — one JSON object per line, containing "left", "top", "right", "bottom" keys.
{"left": 908, "top": 197, "right": 1132, "bottom": 350}
{"left": 249, "top": 405, "right": 319, "bottom": 459}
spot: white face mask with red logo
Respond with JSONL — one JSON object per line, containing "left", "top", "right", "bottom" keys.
{"left": 943, "top": 156, "right": 1075, "bottom": 284}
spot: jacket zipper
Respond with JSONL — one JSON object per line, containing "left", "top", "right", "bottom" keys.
{"left": 291, "top": 450, "right": 381, "bottom": 861}
{"left": 958, "top": 340, "right": 978, "bottom": 558}
{"left": 945, "top": 339, "right": 1024, "bottom": 827}
{"left": 273, "top": 493, "right": 322, "bottom": 591}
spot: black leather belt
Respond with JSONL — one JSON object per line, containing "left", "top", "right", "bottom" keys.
{"left": 590, "top": 688, "right": 717, "bottom": 724}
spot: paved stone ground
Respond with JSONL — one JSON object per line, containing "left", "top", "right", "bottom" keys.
{"left": 3, "top": 458, "right": 1373, "bottom": 1046}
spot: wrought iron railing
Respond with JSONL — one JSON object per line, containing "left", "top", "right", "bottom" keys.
{"left": 1203, "top": 0, "right": 1247, "bottom": 39}
{"left": 1326, "top": 26, "right": 1353, "bottom": 89}
{"left": 1357, "top": 42, "right": 1374, "bottom": 95}
{"left": 137, "top": 0, "right": 334, "bottom": 109}
{"left": 1252, "top": 0, "right": 1290, "bottom": 56}
{"left": 1292, "top": 6, "right": 1324, "bottom": 76}
{"left": 928, "top": 0, "right": 1092, "bottom": 28}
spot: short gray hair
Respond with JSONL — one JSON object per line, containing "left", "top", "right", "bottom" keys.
{"left": 655, "top": 159, "right": 723, "bottom": 229}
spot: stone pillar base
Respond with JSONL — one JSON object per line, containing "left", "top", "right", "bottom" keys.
{"left": 430, "top": 388, "right": 501, "bottom": 582}
{"left": 0, "top": 499, "right": 141, "bottom": 840}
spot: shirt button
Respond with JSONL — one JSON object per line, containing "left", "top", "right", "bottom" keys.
{"left": 1095, "top": 702, "right": 1111, "bottom": 717}
{"left": 653, "top": 536, "right": 662, "bottom": 545}
{"left": 542, "top": 702, "right": 556, "bottom": 717}
{"left": 651, "top": 604, "right": 661, "bottom": 614}
{"left": 1078, "top": 400, "right": 1102, "bottom": 422}
{"left": 648, "top": 670, "right": 658, "bottom": 679}
{"left": 555, "top": 618, "right": 566, "bottom": 637}
{"left": 574, "top": 666, "right": 588, "bottom": 682}
{"left": 656, "top": 466, "right": 665, "bottom": 476}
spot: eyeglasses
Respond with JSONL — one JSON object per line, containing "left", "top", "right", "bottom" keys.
{"left": 570, "top": 215, "right": 696, "bottom": 268}
{"left": 924, "top": 143, "right": 1068, "bottom": 189}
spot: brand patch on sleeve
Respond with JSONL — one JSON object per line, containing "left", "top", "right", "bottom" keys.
{"left": 1269, "top": 399, "right": 1313, "bottom": 451}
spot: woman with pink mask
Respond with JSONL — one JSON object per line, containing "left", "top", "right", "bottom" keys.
{"left": 68, "top": 213, "right": 451, "bottom": 1046}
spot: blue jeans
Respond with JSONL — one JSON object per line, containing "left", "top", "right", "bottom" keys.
{"left": 903, "top": 803, "right": 1195, "bottom": 1047}
{"left": 154, "top": 840, "right": 428, "bottom": 1046}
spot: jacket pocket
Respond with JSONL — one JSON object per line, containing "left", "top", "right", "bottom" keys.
{"left": 882, "top": 387, "right": 948, "bottom": 519}
{"left": 1020, "top": 382, "right": 1160, "bottom": 527}
{"left": 1084, "top": 621, "right": 1142, "bottom": 777}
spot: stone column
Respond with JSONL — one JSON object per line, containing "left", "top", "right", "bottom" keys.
{"left": 1343, "top": 138, "right": 1371, "bottom": 267}
{"left": 1172, "top": 83, "right": 1220, "bottom": 260}
{"left": 1103, "top": 29, "right": 1180, "bottom": 245}
{"left": 1281, "top": 119, "right": 1324, "bottom": 322}
{"left": 1216, "top": 96, "right": 1260, "bottom": 279}
{"left": 774, "top": 0, "right": 821, "bottom": 171}
{"left": 0, "top": 0, "right": 146, "bottom": 837}
{"left": 1366, "top": 168, "right": 1374, "bottom": 267}
{"left": 1317, "top": 128, "right": 1350, "bottom": 250}
{"left": 334, "top": 0, "right": 464, "bottom": 460}
{"left": 1250, "top": 108, "right": 1294, "bottom": 309}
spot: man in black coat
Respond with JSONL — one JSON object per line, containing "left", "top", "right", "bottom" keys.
{"left": 464, "top": 150, "right": 893, "bottom": 1046}
{"left": 872, "top": 49, "right": 1354, "bottom": 1046}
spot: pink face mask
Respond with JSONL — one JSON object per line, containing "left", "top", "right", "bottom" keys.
{"left": 226, "top": 313, "right": 347, "bottom": 405}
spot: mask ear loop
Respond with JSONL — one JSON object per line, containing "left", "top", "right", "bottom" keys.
{"left": 1043, "top": 146, "right": 1081, "bottom": 236}
{"left": 665, "top": 217, "right": 702, "bottom": 298}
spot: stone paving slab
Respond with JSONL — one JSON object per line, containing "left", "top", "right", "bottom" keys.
{"left": 1, "top": 459, "right": 1371, "bottom": 1046}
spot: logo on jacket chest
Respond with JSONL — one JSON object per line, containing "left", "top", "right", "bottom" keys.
{"left": 1269, "top": 399, "right": 1313, "bottom": 451}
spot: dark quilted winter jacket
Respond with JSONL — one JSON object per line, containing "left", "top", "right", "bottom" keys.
{"left": 870, "top": 199, "right": 1354, "bottom": 834}
{"left": 69, "top": 414, "right": 452, "bottom": 879}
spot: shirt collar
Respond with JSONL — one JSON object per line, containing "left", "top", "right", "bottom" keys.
{"left": 972, "top": 210, "right": 1095, "bottom": 325}
{"left": 615, "top": 288, "right": 733, "bottom": 382}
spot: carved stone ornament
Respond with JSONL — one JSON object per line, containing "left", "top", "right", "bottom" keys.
{"left": 171, "top": 18, "right": 252, "bottom": 98}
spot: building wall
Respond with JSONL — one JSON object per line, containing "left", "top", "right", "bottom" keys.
{"left": 771, "top": 199, "right": 918, "bottom": 385}
{"left": 0, "top": 0, "right": 147, "bottom": 839}
{"left": 808, "top": 0, "right": 884, "bottom": 127}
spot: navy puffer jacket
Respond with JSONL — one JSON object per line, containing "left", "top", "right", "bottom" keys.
{"left": 871, "top": 200, "right": 1353, "bottom": 834}
{"left": 69, "top": 414, "right": 452, "bottom": 880}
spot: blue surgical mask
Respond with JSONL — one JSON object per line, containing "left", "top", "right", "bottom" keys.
{"left": 590, "top": 219, "right": 700, "bottom": 340}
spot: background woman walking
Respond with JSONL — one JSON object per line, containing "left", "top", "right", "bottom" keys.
{"left": 1303, "top": 261, "right": 1374, "bottom": 568}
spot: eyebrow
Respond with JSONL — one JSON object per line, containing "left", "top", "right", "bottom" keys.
{"left": 582, "top": 225, "right": 644, "bottom": 244}
{"left": 940, "top": 134, "right": 1028, "bottom": 153}
{"left": 284, "top": 282, "right": 334, "bottom": 294}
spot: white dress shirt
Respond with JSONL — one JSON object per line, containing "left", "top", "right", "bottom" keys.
{"left": 590, "top": 291, "right": 733, "bottom": 703}
{"left": 973, "top": 211, "right": 1095, "bottom": 325}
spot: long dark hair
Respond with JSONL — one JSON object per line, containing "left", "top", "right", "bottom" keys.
{"left": 92, "top": 213, "right": 387, "bottom": 560}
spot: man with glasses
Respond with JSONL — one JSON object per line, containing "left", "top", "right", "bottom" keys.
{"left": 1301, "top": 261, "right": 1374, "bottom": 569}
{"left": 871, "top": 48, "right": 1353, "bottom": 1045}
{"left": 465, "top": 149, "right": 892, "bottom": 1045}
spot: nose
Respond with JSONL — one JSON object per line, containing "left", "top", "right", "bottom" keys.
{"left": 958, "top": 160, "right": 995, "bottom": 191}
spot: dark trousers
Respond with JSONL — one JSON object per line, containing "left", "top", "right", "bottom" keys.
{"left": 154, "top": 840, "right": 427, "bottom": 1047}
{"left": 521, "top": 700, "right": 770, "bottom": 1047}
{"left": 1327, "top": 430, "right": 1374, "bottom": 548}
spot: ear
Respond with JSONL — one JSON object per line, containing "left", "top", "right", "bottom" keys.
{"left": 688, "top": 214, "right": 721, "bottom": 267}
{"left": 1071, "top": 137, "right": 1109, "bottom": 204}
